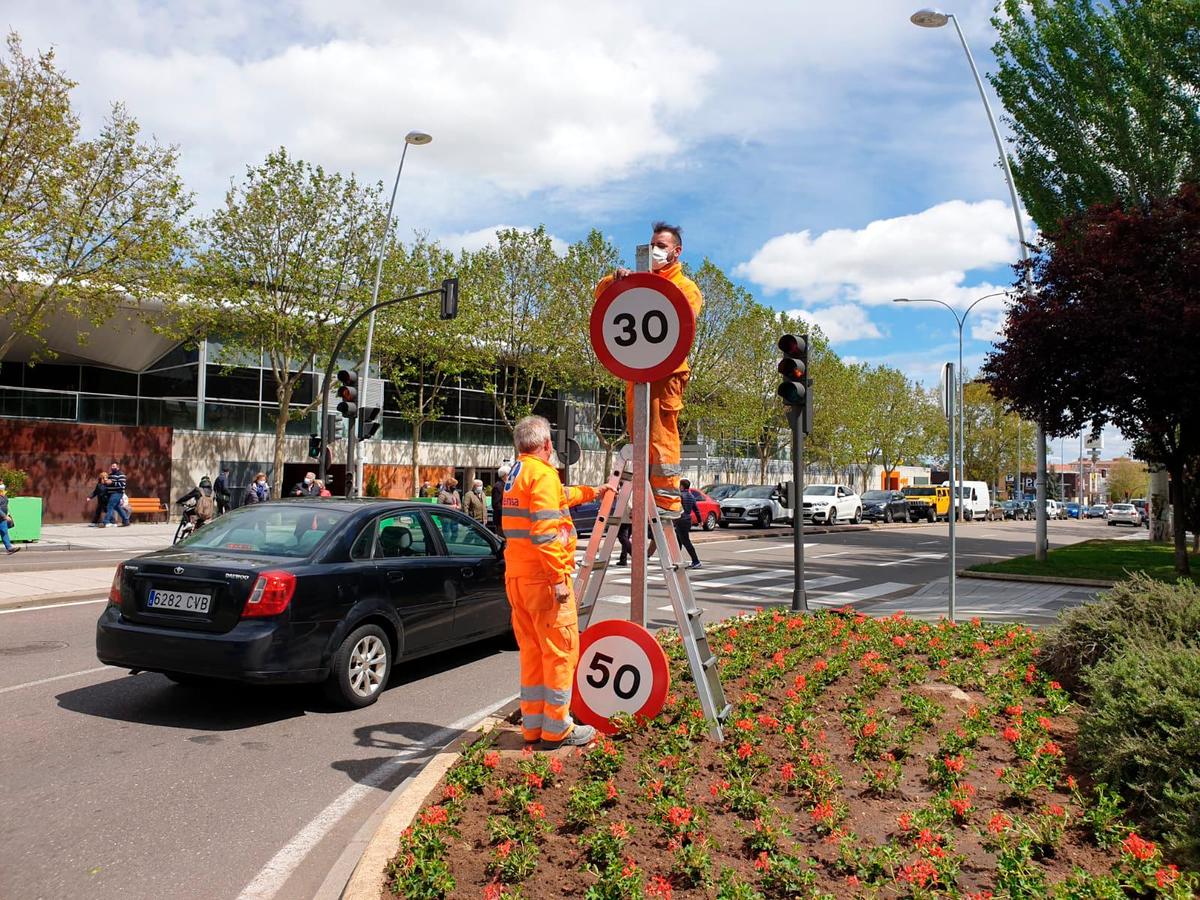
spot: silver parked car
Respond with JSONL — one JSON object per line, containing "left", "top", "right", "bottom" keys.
{"left": 1106, "top": 503, "right": 1140, "bottom": 527}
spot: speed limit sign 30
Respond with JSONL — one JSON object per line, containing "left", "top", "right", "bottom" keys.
{"left": 591, "top": 272, "right": 696, "bottom": 383}
{"left": 571, "top": 619, "right": 670, "bottom": 734}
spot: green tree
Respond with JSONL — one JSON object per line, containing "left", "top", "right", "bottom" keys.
{"left": 1106, "top": 457, "right": 1149, "bottom": 502}
{"left": 0, "top": 32, "right": 191, "bottom": 362}
{"left": 871, "top": 367, "right": 941, "bottom": 492}
{"left": 962, "top": 380, "right": 1038, "bottom": 492}
{"left": 990, "top": 0, "right": 1200, "bottom": 229}
{"left": 183, "top": 149, "right": 385, "bottom": 498}
{"left": 374, "top": 236, "right": 485, "bottom": 492}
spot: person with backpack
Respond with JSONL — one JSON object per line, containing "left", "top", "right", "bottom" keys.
{"left": 176, "top": 476, "right": 217, "bottom": 530}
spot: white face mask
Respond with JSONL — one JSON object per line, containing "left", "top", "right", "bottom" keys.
{"left": 650, "top": 245, "right": 671, "bottom": 270}
{"left": 304, "top": 476, "right": 313, "bottom": 484}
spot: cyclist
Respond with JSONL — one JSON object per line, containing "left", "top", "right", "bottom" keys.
{"left": 175, "top": 476, "right": 217, "bottom": 541}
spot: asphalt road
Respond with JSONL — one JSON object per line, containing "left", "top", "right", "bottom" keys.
{"left": 0, "top": 516, "right": 1108, "bottom": 900}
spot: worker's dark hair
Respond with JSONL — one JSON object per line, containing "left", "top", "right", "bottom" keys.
{"left": 652, "top": 221, "right": 682, "bottom": 247}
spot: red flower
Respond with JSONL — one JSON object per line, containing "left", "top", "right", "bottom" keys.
{"left": 793, "top": 673, "right": 807, "bottom": 690}
{"left": 846, "top": 875, "right": 861, "bottom": 887}
{"left": 780, "top": 762, "right": 795, "bottom": 783}
{"left": 1037, "top": 716, "right": 1053, "bottom": 731}
{"left": 1044, "top": 803, "right": 1066, "bottom": 818}
{"left": 605, "top": 780, "right": 619, "bottom": 801}
{"left": 757, "top": 714, "right": 779, "bottom": 730}
{"left": 525, "top": 772, "right": 543, "bottom": 789}
{"left": 667, "top": 806, "right": 693, "bottom": 828}
{"left": 1066, "top": 775, "right": 1078, "bottom": 791}
{"left": 525, "top": 801, "right": 546, "bottom": 819}
{"left": 1048, "top": 680, "right": 1062, "bottom": 690}
{"left": 483, "top": 750, "right": 501, "bottom": 769}
{"left": 1037, "top": 741, "right": 1063, "bottom": 757}
{"left": 442, "top": 783, "right": 462, "bottom": 801}
{"left": 950, "top": 798, "right": 972, "bottom": 817}
{"left": 813, "top": 659, "right": 828, "bottom": 673}
{"left": 421, "top": 805, "right": 449, "bottom": 826}
{"left": 737, "top": 742, "right": 753, "bottom": 760}
{"left": 646, "top": 875, "right": 673, "bottom": 898}
{"left": 735, "top": 718, "right": 754, "bottom": 732}
{"left": 549, "top": 756, "right": 564, "bottom": 775}
{"left": 495, "top": 840, "right": 513, "bottom": 859}
{"left": 861, "top": 721, "right": 878, "bottom": 737}
{"left": 916, "top": 828, "right": 941, "bottom": 850}
{"left": 709, "top": 779, "right": 729, "bottom": 797}
{"left": 609, "top": 821, "right": 629, "bottom": 839}
{"left": 944, "top": 755, "right": 965, "bottom": 773}
{"left": 646, "top": 779, "right": 664, "bottom": 798}
{"left": 898, "top": 812, "right": 913, "bottom": 832}
{"left": 900, "top": 858, "right": 938, "bottom": 887}
{"left": 1003, "top": 725, "right": 1021, "bottom": 743}
{"left": 754, "top": 851, "right": 770, "bottom": 872}
{"left": 483, "top": 880, "right": 504, "bottom": 900}
{"left": 987, "top": 812, "right": 1011, "bottom": 834}
{"left": 810, "top": 800, "right": 834, "bottom": 822}
{"left": 1005, "top": 704, "right": 1023, "bottom": 718}
{"left": 1122, "top": 833, "right": 1158, "bottom": 861}
{"left": 1156, "top": 865, "right": 1180, "bottom": 888}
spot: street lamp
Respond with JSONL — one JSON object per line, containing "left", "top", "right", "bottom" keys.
{"left": 893, "top": 291, "right": 1007, "bottom": 517}
{"left": 910, "top": 8, "right": 1048, "bottom": 560}
{"left": 354, "top": 129, "right": 432, "bottom": 495}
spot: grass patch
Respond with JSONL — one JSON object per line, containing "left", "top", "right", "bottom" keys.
{"left": 970, "top": 538, "right": 1199, "bottom": 583}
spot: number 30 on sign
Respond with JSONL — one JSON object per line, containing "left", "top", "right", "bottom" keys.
{"left": 571, "top": 619, "right": 670, "bottom": 734}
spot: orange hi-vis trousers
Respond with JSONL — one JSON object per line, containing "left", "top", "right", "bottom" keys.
{"left": 507, "top": 574, "right": 580, "bottom": 743}
{"left": 627, "top": 371, "right": 689, "bottom": 512}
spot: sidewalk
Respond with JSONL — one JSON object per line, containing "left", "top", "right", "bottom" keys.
{"left": 12, "top": 521, "right": 179, "bottom": 552}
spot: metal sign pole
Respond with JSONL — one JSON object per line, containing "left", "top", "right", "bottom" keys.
{"left": 630, "top": 382, "right": 650, "bottom": 627}
{"left": 946, "top": 363, "right": 957, "bottom": 622}
{"left": 789, "top": 407, "right": 808, "bottom": 613}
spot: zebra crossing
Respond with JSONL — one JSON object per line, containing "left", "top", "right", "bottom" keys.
{"left": 576, "top": 553, "right": 914, "bottom": 612}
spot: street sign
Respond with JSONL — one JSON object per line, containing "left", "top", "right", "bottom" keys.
{"left": 571, "top": 618, "right": 669, "bottom": 734}
{"left": 590, "top": 273, "right": 696, "bottom": 383}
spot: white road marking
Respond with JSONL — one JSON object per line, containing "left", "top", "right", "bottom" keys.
{"left": 236, "top": 693, "right": 519, "bottom": 900}
{"left": 863, "top": 552, "right": 947, "bottom": 566}
{"left": 655, "top": 574, "right": 858, "bottom": 609}
{"left": 0, "top": 666, "right": 114, "bottom": 695}
{"left": 688, "top": 571, "right": 796, "bottom": 590}
{"left": 735, "top": 542, "right": 817, "bottom": 553}
{"left": 0, "top": 598, "right": 108, "bottom": 615}
{"left": 809, "top": 582, "right": 913, "bottom": 606}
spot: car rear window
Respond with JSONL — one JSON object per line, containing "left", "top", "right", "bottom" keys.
{"left": 180, "top": 504, "right": 351, "bottom": 556}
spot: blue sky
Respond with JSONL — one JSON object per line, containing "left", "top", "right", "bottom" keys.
{"left": 7, "top": 0, "right": 1128, "bottom": 461}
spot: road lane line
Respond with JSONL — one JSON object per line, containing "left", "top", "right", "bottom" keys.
{"left": 0, "top": 666, "right": 113, "bottom": 695}
{"left": 0, "top": 598, "right": 108, "bottom": 615}
{"left": 236, "top": 692, "right": 519, "bottom": 900}
{"left": 809, "top": 582, "right": 913, "bottom": 606}
{"left": 735, "top": 542, "right": 817, "bottom": 553}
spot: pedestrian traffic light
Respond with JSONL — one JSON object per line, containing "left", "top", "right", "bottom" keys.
{"left": 555, "top": 404, "right": 577, "bottom": 454}
{"left": 358, "top": 406, "right": 383, "bottom": 442}
{"left": 778, "top": 333, "right": 812, "bottom": 435}
{"left": 336, "top": 369, "right": 358, "bottom": 419}
{"left": 308, "top": 434, "right": 322, "bottom": 459}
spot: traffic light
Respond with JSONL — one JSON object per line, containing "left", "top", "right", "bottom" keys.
{"left": 440, "top": 277, "right": 459, "bottom": 320}
{"left": 358, "top": 406, "right": 383, "bottom": 442}
{"left": 336, "top": 369, "right": 358, "bottom": 419}
{"left": 777, "top": 333, "right": 812, "bottom": 435}
{"left": 308, "top": 434, "right": 322, "bottom": 460}
{"left": 555, "top": 404, "right": 577, "bottom": 454}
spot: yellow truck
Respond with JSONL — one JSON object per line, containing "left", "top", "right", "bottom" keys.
{"left": 902, "top": 485, "right": 952, "bottom": 523}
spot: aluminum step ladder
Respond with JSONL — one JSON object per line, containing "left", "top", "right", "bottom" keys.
{"left": 574, "top": 455, "right": 730, "bottom": 742}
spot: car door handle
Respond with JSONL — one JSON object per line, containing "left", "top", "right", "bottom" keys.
{"left": 460, "top": 567, "right": 475, "bottom": 579}
{"left": 387, "top": 571, "right": 404, "bottom": 582}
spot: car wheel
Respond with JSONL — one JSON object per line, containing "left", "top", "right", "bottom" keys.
{"left": 883, "top": 508, "right": 893, "bottom": 524}
{"left": 851, "top": 507, "right": 862, "bottom": 525}
{"left": 173, "top": 519, "right": 193, "bottom": 545}
{"left": 757, "top": 509, "right": 771, "bottom": 529}
{"left": 964, "top": 508, "right": 974, "bottom": 522}
{"left": 827, "top": 508, "right": 836, "bottom": 526}
{"left": 703, "top": 511, "right": 718, "bottom": 531}
{"left": 325, "top": 623, "right": 392, "bottom": 709}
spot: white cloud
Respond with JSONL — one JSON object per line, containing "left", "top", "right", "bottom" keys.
{"left": 791, "top": 304, "right": 882, "bottom": 343}
{"left": 736, "top": 200, "right": 1028, "bottom": 308}
{"left": 439, "top": 225, "right": 568, "bottom": 255}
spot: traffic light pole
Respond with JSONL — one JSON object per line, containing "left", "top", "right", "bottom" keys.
{"left": 788, "top": 407, "right": 808, "bottom": 613}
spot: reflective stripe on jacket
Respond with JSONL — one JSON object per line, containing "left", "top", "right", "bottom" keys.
{"left": 502, "top": 454, "right": 596, "bottom": 581}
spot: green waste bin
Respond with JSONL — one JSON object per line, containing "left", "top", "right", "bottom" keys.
{"left": 7, "top": 496, "right": 43, "bottom": 543}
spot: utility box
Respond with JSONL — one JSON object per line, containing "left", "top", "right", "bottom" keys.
{"left": 7, "top": 496, "right": 43, "bottom": 542}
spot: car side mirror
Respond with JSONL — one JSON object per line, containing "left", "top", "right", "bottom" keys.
{"left": 770, "top": 491, "right": 781, "bottom": 501}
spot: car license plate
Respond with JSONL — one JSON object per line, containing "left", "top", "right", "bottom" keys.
{"left": 147, "top": 589, "right": 211, "bottom": 614}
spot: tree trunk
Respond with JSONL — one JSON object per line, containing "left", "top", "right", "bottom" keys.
{"left": 271, "top": 383, "right": 294, "bottom": 499}
{"left": 1168, "top": 459, "right": 1190, "bottom": 575}
{"left": 411, "top": 421, "right": 423, "bottom": 499}
{"left": 759, "top": 451, "right": 769, "bottom": 484}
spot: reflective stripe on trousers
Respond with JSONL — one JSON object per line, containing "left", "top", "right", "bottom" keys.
{"left": 508, "top": 574, "right": 579, "bottom": 742}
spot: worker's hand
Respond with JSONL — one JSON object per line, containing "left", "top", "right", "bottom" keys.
{"left": 612, "top": 267, "right": 632, "bottom": 280}
{"left": 553, "top": 581, "right": 571, "bottom": 604}
{"left": 597, "top": 484, "right": 615, "bottom": 500}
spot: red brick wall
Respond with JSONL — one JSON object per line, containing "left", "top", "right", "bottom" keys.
{"left": 0, "top": 420, "right": 173, "bottom": 523}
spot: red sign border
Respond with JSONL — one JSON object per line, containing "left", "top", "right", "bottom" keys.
{"left": 571, "top": 618, "right": 671, "bottom": 735}
{"left": 590, "top": 273, "right": 696, "bottom": 383}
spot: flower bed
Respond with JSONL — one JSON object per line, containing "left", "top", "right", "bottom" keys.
{"left": 384, "top": 609, "right": 1198, "bottom": 898}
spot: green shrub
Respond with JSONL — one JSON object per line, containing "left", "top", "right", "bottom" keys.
{"left": 0, "top": 466, "right": 28, "bottom": 495}
{"left": 1037, "top": 573, "right": 1200, "bottom": 694}
{"left": 1079, "top": 641, "right": 1200, "bottom": 867}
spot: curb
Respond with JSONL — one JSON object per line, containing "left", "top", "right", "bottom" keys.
{"left": 0, "top": 589, "right": 110, "bottom": 611}
{"left": 959, "top": 570, "right": 1116, "bottom": 588}
{"left": 337, "top": 700, "right": 521, "bottom": 900}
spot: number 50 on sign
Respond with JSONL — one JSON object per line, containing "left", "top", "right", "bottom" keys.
{"left": 571, "top": 619, "right": 670, "bottom": 734}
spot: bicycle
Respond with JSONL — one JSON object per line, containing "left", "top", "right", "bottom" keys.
{"left": 173, "top": 498, "right": 199, "bottom": 544}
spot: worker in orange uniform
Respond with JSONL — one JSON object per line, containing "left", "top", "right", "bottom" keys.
{"left": 594, "top": 221, "right": 703, "bottom": 514}
{"left": 503, "top": 415, "right": 613, "bottom": 748}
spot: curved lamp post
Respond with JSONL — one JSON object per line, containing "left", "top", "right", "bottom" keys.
{"left": 355, "top": 130, "right": 433, "bottom": 492}
{"left": 910, "top": 8, "right": 1048, "bottom": 559}
{"left": 894, "top": 291, "right": 1008, "bottom": 517}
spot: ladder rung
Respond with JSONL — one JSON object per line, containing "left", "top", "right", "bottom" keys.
{"left": 686, "top": 606, "right": 703, "bottom": 619}
{"left": 717, "top": 704, "right": 732, "bottom": 721}
{"left": 703, "top": 656, "right": 718, "bottom": 670}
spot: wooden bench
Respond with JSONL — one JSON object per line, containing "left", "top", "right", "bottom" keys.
{"left": 126, "top": 497, "right": 168, "bottom": 522}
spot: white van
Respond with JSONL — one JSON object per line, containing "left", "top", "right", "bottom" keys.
{"left": 940, "top": 480, "right": 992, "bottom": 521}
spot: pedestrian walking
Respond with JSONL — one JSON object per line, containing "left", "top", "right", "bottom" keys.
{"left": 615, "top": 523, "right": 632, "bottom": 566}
{"left": 502, "top": 415, "right": 612, "bottom": 748}
{"left": 243, "top": 472, "right": 269, "bottom": 505}
{"left": 491, "top": 466, "right": 509, "bottom": 536}
{"left": 87, "top": 473, "right": 109, "bottom": 526}
{"left": 213, "top": 467, "right": 231, "bottom": 516}
{"left": 676, "top": 478, "right": 702, "bottom": 569}
{"left": 104, "top": 461, "right": 131, "bottom": 527}
{"left": 419, "top": 481, "right": 435, "bottom": 498}
{"left": 464, "top": 479, "right": 488, "bottom": 524}
{"left": 0, "top": 482, "right": 20, "bottom": 554}
{"left": 437, "top": 477, "right": 462, "bottom": 542}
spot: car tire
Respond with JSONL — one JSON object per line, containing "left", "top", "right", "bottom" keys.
{"left": 324, "top": 623, "right": 392, "bottom": 709}
{"left": 757, "top": 509, "right": 771, "bottom": 529}
{"left": 851, "top": 507, "right": 862, "bottom": 525}
{"left": 927, "top": 509, "right": 936, "bottom": 524}
{"left": 883, "top": 509, "right": 893, "bottom": 524}
{"left": 964, "top": 508, "right": 974, "bottom": 522}
{"left": 827, "top": 508, "right": 836, "bottom": 526}
{"left": 703, "top": 511, "right": 718, "bottom": 531}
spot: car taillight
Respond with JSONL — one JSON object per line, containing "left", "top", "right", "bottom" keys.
{"left": 241, "top": 571, "right": 296, "bottom": 618}
{"left": 108, "top": 562, "right": 125, "bottom": 605}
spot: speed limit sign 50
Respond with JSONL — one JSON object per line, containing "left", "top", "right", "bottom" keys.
{"left": 571, "top": 618, "right": 670, "bottom": 735}
{"left": 590, "top": 272, "right": 696, "bottom": 383}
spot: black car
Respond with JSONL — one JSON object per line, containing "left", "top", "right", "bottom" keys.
{"left": 569, "top": 490, "right": 602, "bottom": 536}
{"left": 860, "top": 490, "right": 910, "bottom": 523}
{"left": 97, "top": 500, "right": 510, "bottom": 708}
{"left": 701, "top": 484, "right": 742, "bottom": 502}
{"left": 999, "top": 500, "right": 1028, "bottom": 520}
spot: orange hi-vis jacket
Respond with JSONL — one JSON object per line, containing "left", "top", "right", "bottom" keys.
{"left": 594, "top": 262, "right": 704, "bottom": 374}
{"left": 502, "top": 454, "right": 598, "bottom": 582}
